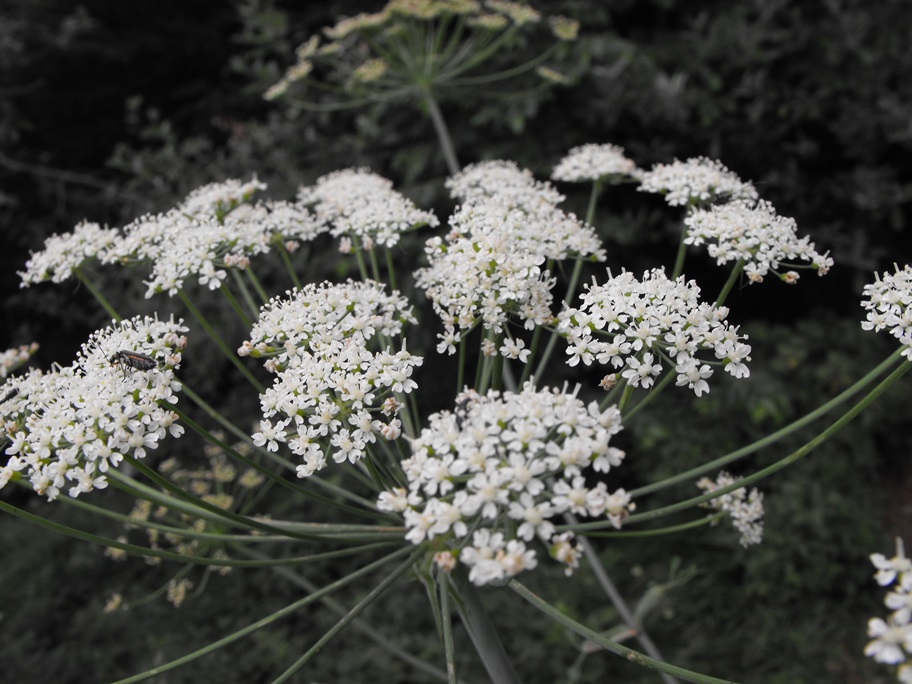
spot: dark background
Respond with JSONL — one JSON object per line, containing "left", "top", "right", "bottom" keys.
{"left": 2, "top": 1, "right": 911, "bottom": 682}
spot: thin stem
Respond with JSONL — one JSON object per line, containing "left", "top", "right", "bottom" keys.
{"left": 457, "top": 334, "right": 467, "bottom": 393}
{"left": 670, "top": 223, "right": 689, "bottom": 280}
{"left": 630, "top": 350, "right": 906, "bottom": 498}
{"left": 439, "top": 572, "right": 459, "bottom": 684}
{"left": 510, "top": 581, "right": 738, "bottom": 684}
{"left": 534, "top": 259, "right": 584, "bottom": 382}
{"left": 585, "top": 180, "right": 602, "bottom": 225}
{"left": 170, "top": 403, "right": 382, "bottom": 516}
{"left": 245, "top": 266, "right": 271, "bottom": 304}
{"left": 578, "top": 357, "right": 912, "bottom": 531}
{"left": 219, "top": 282, "right": 253, "bottom": 328}
{"left": 118, "top": 457, "right": 323, "bottom": 542}
{"left": 454, "top": 576, "right": 521, "bottom": 684}
{"left": 111, "top": 546, "right": 415, "bottom": 684}
{"left": 384, "top": 247, "right": 398, "bottom": 292}
{"left": 581, "top": 515, "right": 719, "bottom": 538}
{"left": 368, "top": 245, "right": 383, "bottom": 283}
{"left": 715, "top": 260, "right": 745, "bottom": 307}
{"left": 277, "top": 240, "right": 303, "bottom": 290}
{"left": 75, "top": 268, "right": 121, "bottom": 321}
{"left": 0, "top": 498, "right": 319, "bottom": 568}
{"left": 519, "top": 323, "right": 543, "bottom": 386}
{"left": 178, "top": 289, "right": 266, "bottom": 393}
{"left": 242, "top": 547, "right": 457, "bottom": 683}
{"left": 571, "top": 525, "right": 677, "bottom": 684}
{"left": 619, "top": 368, "right": 676, "bottom": 419}
{"left": 354, "top": 245, "right": 372, "bottom": 282}
{"left": 268, "top": 548, "right": 422, "bottom": 684}
{"left": 422, "top": 86, "right": 460, "bottom": 175}
{"left": 230, "top": 269, "right": 261, "bottom": 320}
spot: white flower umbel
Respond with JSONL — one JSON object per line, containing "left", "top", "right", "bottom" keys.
{"left": 417, "top": 197, "right": 605, "bottom": 352}
{"left": 178, "top": 177, "right": 267, "bottom": 219}
{"left": 105, "top": 182, "right": 320, "bottom": 298}
{"left": 862, "top": 266, "right": 912, "bottom": 361}
{"left": 696, "top": 472, "right": 764, "bottom": 547}
{"left": 0, "top": 315, "right": 187, "bottom": 500}
{"left": 298, "top": 168, "right": 439, "bottom": 250}
{"left": 0, "top": 343, "right": 39, "bottom": 380}
{"left": 866, "top": 539, "right": 912, "bottom": 674}
{"left": 240, "top": 280, "right": 422, "bottom": 476}
{"left": 559, "top": 268, "right": 751, "bottom": 395}
{"left": 378, "top": 383, "right": 631, "bottom": 586}
{"left": 685, "top": 199, "right": 833, "bottom": 284}
{"left": 446, "top": 159, "right": 566, "bottom": 211}
{"left": 417, "top": 209, "right": 554, "bottom": 343}
{"left": 19, "top": 221, "right": 121, "bottom": 287}
{"left": 552, "top": 143, "right": 641, "bottom": 184}
{"left": 638, "top": 157, "right": 758, "bottom": 207}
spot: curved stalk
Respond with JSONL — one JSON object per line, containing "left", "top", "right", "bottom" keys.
{"left": 511, "top": 581, "right": 738, "bottom": 684}
{"left": 230, "top": 268, "right": 261, "bottom": 319}
{"left": 111, "top": 546, "right": 416, "bottom": 684}
{"left": 570, "top": 357, "right": 912, "bottom": 532}
{"left": 241, "top": 547, "right": 459, "bottom": 683}
{"left": 571, "top": 527, "right": 678, "bottom": 684}
{"left": 178, "top": 289, "right": 266, "bottom": 393}
{"left": 630, "top": 350, "right": 906, "bottom": 498}
{"left": 244, "top": 266, "right": 270, "bottom": 304}
{"left": 268, "top": 548, "right": 422, "bottom": 684}
{"left": 715, "top": 260, "right": 745, "bottom": 307}
{"left": 75, "top": 268, "right": 122, "bottom": 321}
{"left": 219, "top": 281, "right": 253, "bottom": 328}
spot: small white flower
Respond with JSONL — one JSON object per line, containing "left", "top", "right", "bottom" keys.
{"left": 697, "top": 472, "right": 764, "bottom": 547}
{"left": 862, "top": 266, "right": 912, "bottom": 360}
{"left": 0, "top": 316, "right": 187, "bottom": 500}
{"left": 380, "top": 383, "right": 627, "bottom": 586}
{"left": 638, "top": 157, "right": 757, "bottom": 207}
{"left": 561, "top": 268, "right": 750, "bottom": 396}
{"left": 685, "top": 199, "right": 832, "bottom": 283}
{"left": 552, "top": 143, "right": 640, "bottom": 183}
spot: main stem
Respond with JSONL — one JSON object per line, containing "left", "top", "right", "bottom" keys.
{"left": 422, "top": 86, "right": 460, "bottom": 175}
{"left": 454, "top": 577, "right": 522, "bottom": 684}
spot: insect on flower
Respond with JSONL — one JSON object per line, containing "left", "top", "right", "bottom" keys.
{"left": 109, "top": 350, "right": 158, "bottom": 373}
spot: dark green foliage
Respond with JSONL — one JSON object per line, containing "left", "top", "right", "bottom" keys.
{"left": 2, "top": 1, "right": 912, "bottom": 682}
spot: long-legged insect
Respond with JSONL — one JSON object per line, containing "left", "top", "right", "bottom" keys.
{"left": 109, "top": 350, "right": 157, "bottom": 372}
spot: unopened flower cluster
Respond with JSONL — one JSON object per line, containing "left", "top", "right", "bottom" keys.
{"left": 862, "top": 266, "right": 912, "bottom": 360}
{"left": 559, "top": 268, "right": 751, "bottom": 396}
{"left": 638, "top": 157, "right": 758, "bottom": 207}
{"left": 240, "top": 280, "right": 422, "bottom": 477}
{"left": 419, "top": 161, "right": 604, "bottom": 355}
{"left": 108, "top": 448, "right": 261, "bottom": 571}
{"left": 298, "top": 168, "right": 438, "bottom": 252}
{"left": 865, "top": 539, "right": 912, "bottom": 680}
{"left": 695, "top": 472, "right": 764, "bottom": 547}
{"left": 0, "top": 316, "right": 187, "bottom": 499}
{"left": 552, "top": 143, "right": 640, "bottom": 184}
{"left": 378, "top": 383, "right": 632, "bottom": 586}
{"left": 265, "top": 0, "right": 575, "bottom": 101}
{"left": 685, "top": 199, "right": 833, "bottom": 284}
